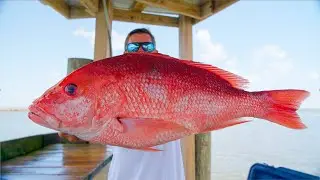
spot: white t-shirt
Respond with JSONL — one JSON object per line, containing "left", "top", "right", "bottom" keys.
{"left": 107, "top": 139, "right": 185, "bottom": 180}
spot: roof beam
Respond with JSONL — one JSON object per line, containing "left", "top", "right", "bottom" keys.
{"left": 70, "top": 7, "right": 92, "bottom": 19}
{"left": 113, "top": 9, "right": 179, "bottom": 27}
{"left": 40, "top": 0, "right": 70, "bottom": 19}
{"left": 66, "top": 7, "right": 179, "bottom": 27}
{"left": 194, "top": 0, "right": 238, "bottom": 24}
{"left": 131, "top": 1, "right": 147, "bottom": 12}
{"left": 135, "top": 0, "right": 201, "bottom": 19}
{"left": 210, "top": 0, "right": 238, "bottom": 16}
{"left": 79, "top": 0, "right": 99, "bottom": 16}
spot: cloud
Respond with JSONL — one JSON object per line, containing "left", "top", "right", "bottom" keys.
{"left": 242, "top": 44, "right": 298, "bottom": 90}
{"left": 193, "top": 28, "right": 242, "bottom": 85}
{"left": 195, "top": 29, "right": 228, "bottom": 63}
{"left": 253, "top": 45, "right": 287, "bottom": 60}
{"left": 73, "top": 27, "right": 95, "bottom": 46}
{"left": 251, "top": 44, "right": 294, "bottom": 75}
{"left": 194, "top": 29, "right": 318, "bottom": 108}
{"left": 309, "top": 71, "right": 319, "bottom": 80}
{"left": 112, "top": 30, "right": 126, "bottom": 52}
{"left": 73, "top": 27, "right": 126, "bottom": 52}
{"left": 243, "top": 45, "right": 319, "bottom": 108}
{"left": 193, "top": 29, "right": 302, "bottom": 87}
{"left": 47, "top": 70, "right": 65, "bottom": 86}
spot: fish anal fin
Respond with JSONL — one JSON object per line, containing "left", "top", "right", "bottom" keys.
{"left": 137, "top": 147, "right": 163, "bottom": 152}
{"left": 181, "top": 60, "right": 249, "bottom": 89}
{"left": 202, "top": 118, "right": 251, "bottom": 133}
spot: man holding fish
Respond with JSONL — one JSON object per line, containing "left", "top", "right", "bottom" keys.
{"left": 29, "top": 27, "right": 309, "bottom": 180}
{"left": 58, "top": 28, "right": 186, "bottom": 180}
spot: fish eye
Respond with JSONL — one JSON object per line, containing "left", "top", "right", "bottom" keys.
{"left": 64, "top": 83, "right": 77, "bottom": 96}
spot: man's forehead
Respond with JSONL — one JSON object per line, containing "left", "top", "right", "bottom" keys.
{"left": 128, "top": 33, "right": 152, "bottom": 43}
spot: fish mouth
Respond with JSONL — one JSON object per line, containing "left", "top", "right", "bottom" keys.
{"left": 28, "top": 104, "right": 61, "bottom": 130}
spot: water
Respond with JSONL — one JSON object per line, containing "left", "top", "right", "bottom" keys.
{"left": 0, "top": 111, "right": 56, "bottom": 142}
{"left": 1, "top": 110, "right": 320, "bottom": 179}
{"left": 210, "top": 109, "right": 320, "bottom": 179}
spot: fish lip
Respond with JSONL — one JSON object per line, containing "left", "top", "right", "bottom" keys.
{"left": 28, "top": 104, "right": 44, "bottom": 120}
{"left": 28, "top": 104, "right": 61, "bottom": 129}
{"left": 28, "top": 105, "right": 50, "bottom": 128}
{"left": 28, "top": 104, "right": 45, "bottom": 120}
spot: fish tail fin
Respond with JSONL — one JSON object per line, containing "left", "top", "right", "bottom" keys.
{"left": 256, "top": 89, "right": 310, "bottom": 129}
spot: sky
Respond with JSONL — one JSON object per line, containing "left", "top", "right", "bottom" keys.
{"left": 0, "top": 0, "right": 319, "bottom": 109}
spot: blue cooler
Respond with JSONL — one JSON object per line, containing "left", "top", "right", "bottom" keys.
{"left": 247, "top": 163, "right": 320, "bottom": 180}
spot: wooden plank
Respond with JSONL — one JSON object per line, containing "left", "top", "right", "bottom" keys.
{"left": 40, "top": 0, "right": 70, "bottom": 19}
{"left": 1, "top": 167, "right": 93, "bottom": 175}
{"left": 193, "top": 0, "right": 238, "bottom": 24}
{"left": 179, "top": 15, "right": 193, "bottom": 59}
{"left": 113, "top": 9, "right": 179, "bottom": 27}
{"left": 40, "top": 0, "right": 237, "bottom": 25}
{"left": 136, "top": 0, "right": 201, "bottom": 19}
{"left": 195, "top": 133, "right": 211, "bottom": 180}
{"left": 2, "top": 153, "right": 108, "bottom": 165}
{"left": 131, "top": 1, "right": 148, "bottom": 12}
{"left": 70, "top": 7, "right": 93, "bottom": 19}
{"left": 40, "top": 0, "right": 98, "bottom": 19}
{"left": 211, "top": 0, "right": 238, "bottom": 15}
{"left": 67, "top": 7, "right": 179, "bottom": 27}
{"left": 0, "top": 174, "right": 82, "bottom": 180}
{"left": 1, "top": 144, "right": 113, "bottom": 179}
{"left": 1, "top": 133, "right": 62, "bottom": 162}
{"left": 179, "top": 15, "right": 195, "bottom": 180}
{"left": 94, "top": 0, "right": 112, "bottom": 60}
{"left": 2, "top": 161, "right": 104, "bottom": 168}
{"left": 92, "top": 163, "right": 110, "bottom": 180}
{"left": 1, "top": 135, "right": 43, "bottom": 162}
{"left": 67, "top": 58, "right": 93, "bottom": 74}
{"left": 79, "top": 0, "right": 99, "bottom": 16}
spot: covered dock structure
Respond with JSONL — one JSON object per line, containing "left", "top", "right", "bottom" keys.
{"left": 1, "top": 0, "right": 238, "bottom": 179}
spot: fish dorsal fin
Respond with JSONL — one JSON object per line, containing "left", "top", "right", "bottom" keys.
{"left": 181, "top": 60, "right": 249, "bottom": 89}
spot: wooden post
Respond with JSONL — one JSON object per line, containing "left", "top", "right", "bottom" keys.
{"left": 179, "top": 15, "right": 195, "bottom": 180}
{"left": 92, "top": 1, "right": 113, "bottom": 179}
{"left": 67, "top": 58, "right": 93, "bottom": 74}
{"left": 179, "top": 15, "right": 211, "bottom": 180}
{"left": 195, "top": 133, "right": 211, "bottom": 180}
{"left": 94, "top": 0, "right": 113, "bottom": 61}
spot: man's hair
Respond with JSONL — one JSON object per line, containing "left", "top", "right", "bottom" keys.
{"left": 124, "top": 28, "right": 156, "bottom": 50}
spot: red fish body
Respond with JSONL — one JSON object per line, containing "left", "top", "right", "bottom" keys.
{"left": 28, "top": 52, "right": 310, "bottom": 151}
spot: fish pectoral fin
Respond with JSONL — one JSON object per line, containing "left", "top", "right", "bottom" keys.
{"left": 136, "top": 146, "right": 163, "bottom": 152}
{"left": 202, "top": 118, "right": 251, "bottom": 133}
{"left": 118, "top": 117, "right": 188, "bottom": 133}
{"left": 114, "top": 118, "right": 125, "bottom": 132}
{"left": 96, "top": 116, "right": 125, "bottom": 133}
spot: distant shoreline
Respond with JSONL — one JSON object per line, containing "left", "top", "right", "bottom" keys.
{"left": 0, "top": 109, "right": 28, "bottom": 112}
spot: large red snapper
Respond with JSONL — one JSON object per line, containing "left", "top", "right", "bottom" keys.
{"left": 28, "top": 52, "right": 310, "bottom": 151}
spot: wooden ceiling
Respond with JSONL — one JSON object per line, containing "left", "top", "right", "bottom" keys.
{"left": 40, "top": 0, "right": 238, "bottom": 27}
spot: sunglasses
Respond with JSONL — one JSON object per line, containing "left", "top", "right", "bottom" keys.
{"left": 126, "top": 42, "right": 155, "bottom": 52}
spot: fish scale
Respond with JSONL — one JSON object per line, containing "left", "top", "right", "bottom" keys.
{"left": 28, "top": 52, "right": 310, "bottom": 151}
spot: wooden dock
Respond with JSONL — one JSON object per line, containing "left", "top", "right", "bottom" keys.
{"left": 1, "top": 133, "right": 112, "bottom": 180}
{"left": 0, "top": 0, "right": 241, "bottom": 179}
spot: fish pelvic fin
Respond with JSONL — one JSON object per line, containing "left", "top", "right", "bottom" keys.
{"left": 257, "top": 89, "right": 310, "bottom": 129}
{"left": 181, "top": 60, "right": 249, "bottom": 89}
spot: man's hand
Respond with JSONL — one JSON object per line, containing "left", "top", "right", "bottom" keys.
{"left": 58, "top": 132, "right": 88, "bottom": 143}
